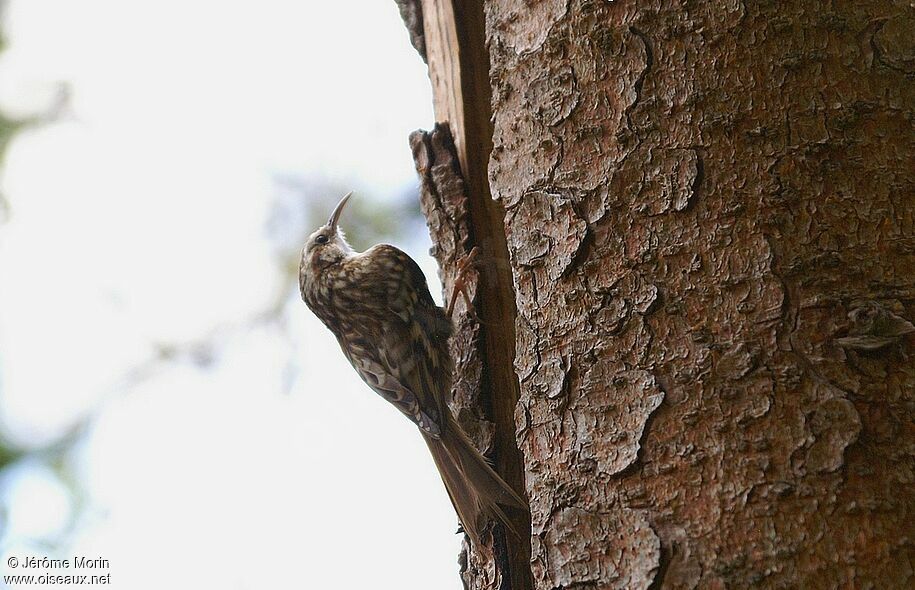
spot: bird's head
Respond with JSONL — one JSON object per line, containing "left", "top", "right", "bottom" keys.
{"left": 301, "top": 191, "right": 356, "bottom": 277}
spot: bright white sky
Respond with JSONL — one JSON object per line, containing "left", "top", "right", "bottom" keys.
{"left": 0, "top": 1, "right": 465, "bottom": 588}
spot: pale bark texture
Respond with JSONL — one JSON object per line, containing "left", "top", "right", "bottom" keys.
{"left": 402, "top": 1, "right": 915, "bottom": 589}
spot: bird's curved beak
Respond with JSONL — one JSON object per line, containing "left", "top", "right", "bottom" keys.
{"left": 327, "top": 191, "right": 353, "bottom": 232}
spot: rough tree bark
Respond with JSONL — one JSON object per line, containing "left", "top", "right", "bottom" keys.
{"left": 400, "top": 1, "right": 914, "bottom": 589}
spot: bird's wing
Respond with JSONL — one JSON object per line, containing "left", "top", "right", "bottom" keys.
{"left": 343, "top": 341, "right": 443, "bottom": 437}
{"left": 340, "top": 244, "right": 452, "bottom": 437}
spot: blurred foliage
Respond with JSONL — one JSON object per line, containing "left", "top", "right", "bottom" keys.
{"left": 0, "top": 0, "right": 19, "bottom": 471}
{"left": 0, "top": 1, "right": 15, "bottom": 222}
{"left": 0, "top": 112, "right": 21, "bottom": 167}
{"left": 0, "top": 2, "right": 82, "bottom": 543}
{"left": 0, "top": 436, "right": 22, "bottom": 472}
{"left": 0, "top": 2, "right": 70, "bottom": 226}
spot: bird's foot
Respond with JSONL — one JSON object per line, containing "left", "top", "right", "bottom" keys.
{"left": 446, "top": 247, "right": 481, "bottom": 321}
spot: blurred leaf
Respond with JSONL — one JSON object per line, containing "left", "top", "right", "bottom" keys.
{"left": 0, "top": 437, "right": 24, "bottom": 471}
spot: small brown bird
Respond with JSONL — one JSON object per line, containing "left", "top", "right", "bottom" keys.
{"left": 299, "top": 192, "right": 526, "bottom": 546}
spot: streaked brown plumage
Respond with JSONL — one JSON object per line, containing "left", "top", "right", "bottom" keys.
{"left": 299, "top": 192, "right": 527, "bottom": 546}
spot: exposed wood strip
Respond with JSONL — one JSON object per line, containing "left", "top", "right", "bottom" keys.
{"left": 418, "top": 2, "right": 534, "bottom": 589}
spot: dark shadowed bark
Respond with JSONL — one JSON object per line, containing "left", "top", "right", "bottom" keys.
{"left": 401, "top": 1, "right": 915, "bottom": 588}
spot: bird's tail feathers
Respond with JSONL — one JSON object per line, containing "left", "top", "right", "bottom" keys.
{"left": 424, "top": 415, "right": 527, "bottom": 546}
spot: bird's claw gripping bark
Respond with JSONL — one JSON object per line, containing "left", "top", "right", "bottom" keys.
{"left": 446, "top": 246, "right": 481, "bottom": 321}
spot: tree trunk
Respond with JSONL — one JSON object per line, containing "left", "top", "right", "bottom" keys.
{"left": 401, "top": 1, "right": 915, "bottom": 588}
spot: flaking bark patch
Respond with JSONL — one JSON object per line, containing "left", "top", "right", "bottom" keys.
{"left": 638, "top": 148, "right": 700, "bottom": 215}
{"left": 489, "top": 0, "right": 569, "bottom": 55}
{"left": 394, "top": 0, "right": 426, "bottom": 61}
{"left": 803, "top": 397, "right": 862, "bottom": 474}
{"left": 535, "top": 507, "right": 660, "bottom": 590}
{"left": 525, "top": 65, "right": 580, "bottom": 127}
{"left": 506, "top": 191, "right": 587, "bottom": 280}
{"left": 574, "top": 365, "right": 664, "bottom": 476}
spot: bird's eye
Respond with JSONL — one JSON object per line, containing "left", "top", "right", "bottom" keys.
{"left": 315, "top": 234, "right": 329, "bottom": 245}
